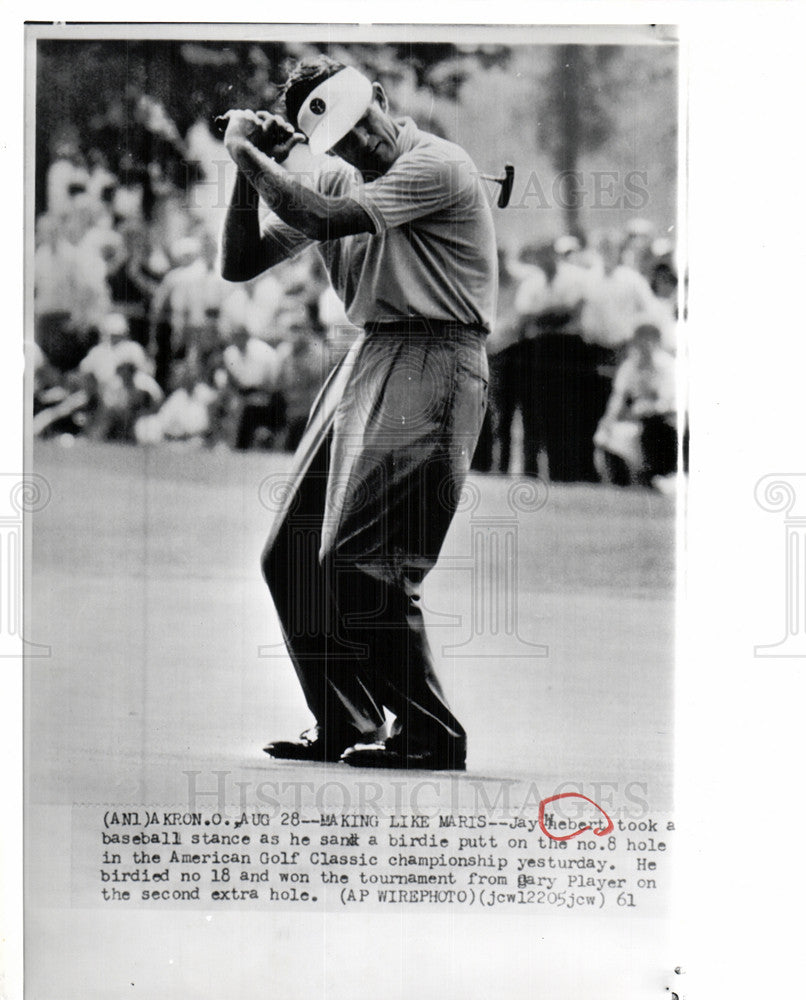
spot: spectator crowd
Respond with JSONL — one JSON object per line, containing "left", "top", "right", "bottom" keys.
{"left": 475, "top": 223, "right": 682, "bottom": 490}
{"left": 33, "top": 137, "right": 346, "bottom": 452}
{"left": 33, "top": 135, "right": 681, "bottom": 489}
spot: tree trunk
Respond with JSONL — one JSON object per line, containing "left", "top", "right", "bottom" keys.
{"left": 555, "top": 45, "right": 583, "bottom": 237}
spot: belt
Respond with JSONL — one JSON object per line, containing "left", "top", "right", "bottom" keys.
{"left": 364, "top": 318, "right": 488, "bottom": 339}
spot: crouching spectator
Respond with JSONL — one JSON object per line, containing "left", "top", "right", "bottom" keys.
{"left": 75, "top": 312, "right": 159, "bottom": 441}
{"left": 30, "top": 341, "right": 91, "bottom": 439}
{"left": 94, "top": 360, "right": 163, "bottom": 443}
{"left": 135, "top": 363, "right": 219, "bottom": 445}
{"left": 79, "top": 311, "right": 153, "bottom": 386}
{"left": 593, "top": 322, "right": 677, "bottom": 488}
{"left": 222, "top": 324, "right": 284, "bottom": 450}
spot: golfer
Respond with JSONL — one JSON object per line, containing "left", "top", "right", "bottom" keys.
{"left": 220, "top": 56, "right": 497, "bottom": 770}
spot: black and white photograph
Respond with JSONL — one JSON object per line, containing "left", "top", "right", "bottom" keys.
{"left": 20, "top": 16, "right": 685, "bottom": 999}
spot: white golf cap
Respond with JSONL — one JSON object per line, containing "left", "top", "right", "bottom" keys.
{"left": 296, "top": 66, "right": 373, "bottom": 155}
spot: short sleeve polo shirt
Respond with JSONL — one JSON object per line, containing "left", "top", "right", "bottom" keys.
{"left": 316, "top": 119, "right": 498, "bottom": 331}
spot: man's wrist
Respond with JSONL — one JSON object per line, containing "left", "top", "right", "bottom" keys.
{"left": 230, "top": 138, "right": 287, "bottom": 193}
{"left": 234, "top": 167, "right": 260, "bottom": 204}
{"left": 228, "top": 135, "right": 288, "bottom": 170}
{"left": 226, "top": 135, "right": 257, "bottom": 166}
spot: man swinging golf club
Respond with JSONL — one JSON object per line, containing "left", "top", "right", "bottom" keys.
{"left": 220, "top": 55, "right": 498, "bottom": 770}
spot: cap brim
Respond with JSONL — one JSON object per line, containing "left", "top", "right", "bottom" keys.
{"left": 298, "top": 67, "right": 373, "bottom": 156}
{"left": 307, "top": 108, "right": 363, "bottom": 155}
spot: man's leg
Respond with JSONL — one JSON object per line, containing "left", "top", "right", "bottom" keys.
{"left": 520, "top": 338, "right": 543, "bottom": 478}
{"left": 491, "top": 345, "right": 518, "bottom": 473}
{"left": 326, "top": 543, "right": 467, "bottom": 765}
{"left": 322, "top": 440, "right": 468, "bottom": 762}
{"left": 261, "top": 431, "right": 386, "bottom": 759}
{"left": 322, "top": 331, "right": 488, "bottom": 768}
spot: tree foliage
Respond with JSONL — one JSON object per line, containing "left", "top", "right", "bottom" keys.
{"left": 35, "top": 37, "right": 676, "bottom": 239}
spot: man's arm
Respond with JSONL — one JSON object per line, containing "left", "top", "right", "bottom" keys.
{"left": 601, "top": 363, "right": 632, "bottom": 423}
{"left": 220, "top": 169, "right": 305, "bottom": 281}
{"left": 226, "top": 136, "right": 374, "bottom": 244}
{"left": 221, "top": 110, "right": 373, "bottom": 248}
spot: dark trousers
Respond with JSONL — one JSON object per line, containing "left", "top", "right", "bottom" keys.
{"left": 640, "top": 414, "right": 678, "bottom": 480}
{"left": 533, "top": 333, "right": 609, "bottom": 483}
{"left": 489, "top": 340, "right": 542, "bottom": 475}
{"left": 235, "top": 392, "right": 286, "bottom": 450}
{"left": 261, "top": 327, "right": 488, "bottom": 753}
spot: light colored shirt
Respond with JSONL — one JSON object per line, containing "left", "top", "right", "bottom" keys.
{"left": 223, "top": 338, "right": 280, "bottom": 390}
{"left": 646, "top": 295, "right": 678, "bottom": 355}
{"left": 551, "top": 260, "right": 593, "bottom": 310}
{"left": 581, "top": 265, "right": 657, "bottom": 348}
{"left": 35, "top": 237, "right": 112, "bottom": 330}
{"left": 158, "top": 383, "right": 217, "bottom": 438}
{"left": 152, "top": 259, "right": 229, "bottom": 331}
{"left": 514, "top": 267, "right": 550, "bottom": 316}
{"left": 103, "top": 370, "right": 163, "bottom": 410}
{"left": 80, "top": 339, "right": 153, "bottom": 387}
{"left": 505, "top": 260, "right": 591, "bottom": 328}
{"left": 34, "top": 240, "right": 78, "bottom": 314}
{"left": 263, "top": 119, "right": 497, "bottom": 331}
{"left": 610, "top": 348, "right": 676, "bottom": 417}
{"left": 47, "top": 159, "right": 89, "bottom": 216}
{"left": 280, "top": 337, "right": 329, "bottom": 420}
{"left": 219, "top": 274, "right": 284, "bottom": 340}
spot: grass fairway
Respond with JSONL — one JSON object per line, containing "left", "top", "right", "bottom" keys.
{"left": 28, "top": 438, "right": 674, "bottom": 796}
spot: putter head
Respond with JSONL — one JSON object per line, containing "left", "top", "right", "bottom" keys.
{"left": 498, "top": 164, "right": 515, "bottom": 209}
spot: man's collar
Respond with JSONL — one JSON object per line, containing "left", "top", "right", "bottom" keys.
{"left": 391, "top": 117, "right": 419, "bottom": 159}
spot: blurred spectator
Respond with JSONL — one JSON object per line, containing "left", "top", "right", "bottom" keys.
{"left": 77, "top": 214, "right": 127, "bottom": 292}
{"left": 62, "top": 200, "right": 114, "bottom": 331}
{"left": 107, "top": 224, "right": 163, "bottom": 348}
{"left": 85, "top": 148, "right": 118, "bottom": 208}
{"left": 46, "top": 140, "right": 89, "bottom": 217}
{"left": 480, "top": 245, "right": 544, "bottom": 475}
{"left": 112, "top": 151, "right": 149, "bottom": 225}
{"left": 94, "top": 360, "right": 163, "bottom": 443}
{"left": 149, "top": 236, "right": 199, "bottom": 388}
{"left": 649, "top": 261, "right": 678, "bottom": 354}
{"left": 511, "top": 249, "right": 550, "bottom": 319}
{"left": 219, "top": 271, "right": 284, "bottom": 342}
{"left": 551, "top": 235, "right": 594, "bottom": 308}
{"left": 150, "top": 233, "right": 228, "bottom": 386}
{"left": 528, "top": 240, "right": 597, "bottom": 482}
{"left": 34, "top": 212, "right": 109, "bottom": 370}
{"left": 581, "top": 232, "right": 658, "bottom": 350}
{"left": 32, "top": 379, "right": 94, "bottom": 440}
{"left": 79, "top": 312, "right": 153, "bottom": 391}
{"left": 222, "top": 325, "right": 284, "bottom": 450}
{"left": 569, "top": 231, "right": 660, "bottom": 480}
{"left": 135, "top": 363, "right": 218, "bottom": 445}
{"left": 278, "top": 321, "right": 328, "bottom": 452}
{"left": 486, "top": 240, "right": 596, "bottom": 481}
{"left": 35, "top": 314, "right": 160, "bottom": 442}
{"left": 620, "top": 217, "right": 655, "bottom": 278}
{"left": 317, "top": 284, "right": 361, "bottom": 365}
{"left": 30, "top": 340, "right": 68, "bottom": 419}
{"left": 594, "top": 322, "right": 677, "bottom": 488}
{"left": 34, "top": 215, "right": 76, "bottom": 357}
